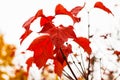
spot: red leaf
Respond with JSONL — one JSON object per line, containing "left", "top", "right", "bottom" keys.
{"left": 54, "top": 44, "right": 72, "bottom": 65}
{"left": 71, "top": 3, "right": 85, "bottom": 16}
{"left": 114, "top": 50, "right": 120, "bottom": 56}
{"left": 23, "top": 9, "right": 44, "bottom": 30}
{"left": 74, "top": 37, "right": 92, "bottom": 55}
{"left": 55, "top": 4, "right": 80, "bottom": 23}
{"left": 40, "top": 23, "right": 55, "bottom": 33}
{"left": 54, "top": 60, "right": 65, "bottom": 77}
{"left": 34, "top": 9, "right": 44, "bottom": 18}
{"left": 94, "top": 1, "right": 114, "bottom": 16}
{"left": 33, "top": 49, "right": 49, "bottom": 69}
{"left": 40, "top": 16, "right": 55, "bottom": 27}
{"left": 44, "top": 25, "right": 76, "bottom": 48}
{"left": 55, "top": 4, "right": 68, "bottom": 15}
{"left": 27, "top": 35, "right": 53, "bottom": 68}
{"left": 23, "top": 16, "right": 35, "bottom": 30}
{"left": 53, "top": 44, "right": 72, "bottom": 76}
{"left": 39, "top": 16, "right": 55, "bottom": 33}
{"left": 26, "top": 57, "right": 34, "bottom": 72}
{"left": 21, "top": 9, "right": 44, "bottom": 44}
{"left": 20, "top": 30, "right": 32, "bottom": 44}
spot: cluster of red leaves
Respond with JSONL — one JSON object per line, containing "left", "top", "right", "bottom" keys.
{"left": 20, "top": 1, "right": 113, "bottom": 77}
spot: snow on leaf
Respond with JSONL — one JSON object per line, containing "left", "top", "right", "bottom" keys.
{"left": 74, "top": 37, "right": 92, "bottom": 55}
{"left": 27, "top": 35, "right": 53, "bottom": 68}
{"left": 55, "top": 4, "right": 80, "bottom": 23}
{"left": 70, "top": 3, "right": 85, "bottom": 16}
{"left": 94, "top": 1, "right": 114, "bottom": 16}
{"left": 20, "top": 30, "right": 32, "bottom": 44}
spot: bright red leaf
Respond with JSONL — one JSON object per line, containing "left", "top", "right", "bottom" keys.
{"left": 54, "top": 60, "right": 64, "bottom": 77}
{"left": 20, "top": 3, "right": 94, "bottom": 77}
{"left": 94, "top": 1, "right": 114, "bottom": 16}
{"left": 70, "top": 3, "right": 85, "bottom": 16}
{"left": 55, "top": 4, "right": 80, "bottom": 23}
{"left": 33, "top": 49, "right": 51, "bottom": 69}
{"left": 20, "top": 9, "right": 44, "bottom": 44}
{"left": 20, "top": 30, "right": 32, "bottom": 44}
{"left": 44, "top": 25, "right": 76, "bottom": 48}
{"left": 40, "top": 23, "right": 55, "bottom": 33}
{"left": 27, "top": 35, "right": 54, "bottom": 68}
{"left": 26, "top": 57, "right": 34, "bottom": 72}
{"left": 55, "top": 4, "right": 68, "bottom": 15}
{"left": 39, "top": 16, "right": 55, "bottom": 33}
{"left": 54, "top": 44, "right": 72, "bottom": 65}
{"left": 40, "top": 16, "right": 55, "bottom": 27}
{"left": 23, "top": 16, "right": 35, "bottom": 30}
{"left": 53, "top": 44, "right": 72, "bottom": 76}
{"left": 74, "top": 37, "right": 92, "bottom": 55}
{"left": 23, "top": 9, "right": 44, "bottom": 30}
{"left": 114, "top": 50, "right": 120, "bottom": 56}
{"left": 34, "top": 9, "right": 44, "bottom": 18}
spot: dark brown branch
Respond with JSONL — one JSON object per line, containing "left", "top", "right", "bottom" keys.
{"left": 86, "top": 56, "right": 91, "bottom": 80}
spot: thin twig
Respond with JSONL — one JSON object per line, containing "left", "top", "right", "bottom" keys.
{"left": 88, "top": 11, "right": 90, "bottom": 39}
{"left": 80, "top": 53, "right": 86, "bottom": 73}
{"left": 63, "top": 70, "right": 74, "bottom": 80}
{"left": 100, "top": 58, "right": 102, "bottom": 80}
{"left": 60, "top": 48, "right": 78, "bottom": 80}
{"left": 76, "top": 57, "right": 86, "bottom": 78}
{"left": 70, "top": 55, "right": 85, "bottom": 78}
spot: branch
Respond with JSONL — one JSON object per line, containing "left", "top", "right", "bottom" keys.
{"left": 86, "top": 56, "right": 91, "bottom": 80}
{"left": 86, "top": 11, "right": 91, "bottom": 80}
{"left": 70, "top": 55, "right": 85, "bottom": 78}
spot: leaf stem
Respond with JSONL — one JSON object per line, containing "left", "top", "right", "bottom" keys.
{"left": 60, "top": 48, "right": 78, "bottom": 80}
